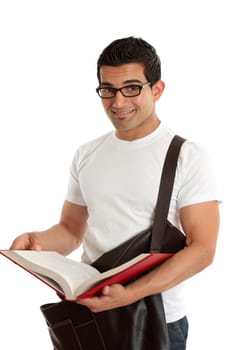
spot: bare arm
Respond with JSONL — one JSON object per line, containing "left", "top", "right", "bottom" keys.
{"left": 10, "top": 201, "right": 88, "bottom": 255}
{"left": 78, "top": 200, "right": 220, "bottom": 312}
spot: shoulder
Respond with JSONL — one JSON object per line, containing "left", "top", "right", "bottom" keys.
{"left": 176, "top": 139, "right": 220, "bottom": 207}
{"left": 79, "top": 131, "right": 113, "bottom": 153}
{"left": 155, "top": 125, "right": 210, "bottom": 168}
{"left": 179, "top": 139, "right": 212, "bottom": 169}
{"left": 176, "top": 138, "right": 216, "bottom": 186}
{"left": 71, "top": 131, "right": 113, "bottom": 167}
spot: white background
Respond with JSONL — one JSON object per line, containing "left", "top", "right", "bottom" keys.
{"left": 0, "top": 1, "right": 232, "bottom": 349}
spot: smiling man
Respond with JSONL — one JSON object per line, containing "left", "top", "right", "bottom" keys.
{"left": 96, "top": 64, "right": 163, "bottom": 140}
{"left": 10, "top": 36, "right": 220, "bottom": 350}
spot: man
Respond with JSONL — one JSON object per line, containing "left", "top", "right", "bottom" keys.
{"left": 10, "top": 36, "right": 220, "bottom": 349}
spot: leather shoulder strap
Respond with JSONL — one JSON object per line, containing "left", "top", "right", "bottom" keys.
{"left": 150, "top": 135, "right": 186, "bottom": 252}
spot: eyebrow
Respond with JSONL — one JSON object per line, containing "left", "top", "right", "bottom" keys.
{"left": 100, "top": 79, "right": 143, "bottom": 87}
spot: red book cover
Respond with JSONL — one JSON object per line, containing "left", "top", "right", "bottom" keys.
{"left": 0, "top": 250, "right": 173, "bottom": 301}
{"left": 77, "top": 252, "right": 173, "bottom": 300}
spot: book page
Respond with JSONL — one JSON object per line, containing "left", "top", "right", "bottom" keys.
{"left": 77, "top": 252, "right": 173, "bottom": 299}
{"left": 0, "top": 250, "right": 100, "bottom": 299}
{"left": 0, "top": 250, "right": 173, "bottom": 300}
{"left": 74, "top": 252, "right": 152, "bottom": 297}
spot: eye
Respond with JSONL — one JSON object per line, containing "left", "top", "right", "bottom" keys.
{"left": 101, "top": 87, "right": 112, "bottom": 92}
{"left": 121, "top": 85, "right": 140, "bottom": 96}
{"left": 124, "top": 85, "right": 140, "bottom": 92}
{"left": 102, "top": 87, "right": 114, "bottom": 93}
{"left": 97, "top": 86, "right": 116, "bottom": 98}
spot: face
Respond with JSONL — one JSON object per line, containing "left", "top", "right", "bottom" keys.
{"left": 98, "top": 63, "right": 165, "bottom": 140}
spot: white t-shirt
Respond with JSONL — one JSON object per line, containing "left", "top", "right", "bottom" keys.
{"left": 65, "top": 123, "right": 219, "bottom": 322}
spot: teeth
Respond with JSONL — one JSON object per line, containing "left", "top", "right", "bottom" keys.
{"left": 114, "top": 109, "right": 134, "bottom": 115}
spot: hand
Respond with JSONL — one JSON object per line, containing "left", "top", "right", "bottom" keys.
{"left": 77, "top": 284, "right": 134, "bottom": 313}
{"left": 10, "top": 232, "right": 42, "bottom": 250}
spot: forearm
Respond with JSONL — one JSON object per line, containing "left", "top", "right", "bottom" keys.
{"left": 32, "top": 222, "right": 83, "bottom": 255}
{"left": 10, "top": 222, "right": 84, "bottom": 255}
{"left": 130, "top": 202, "right": 220, "bottom": 302}
{"left": 78, "top": 243, "right": 216, "bottom": 313}
{"left": 126, "top": 243, "right": 215, "bottom": 301}
{"left": 78, "top": 202, "right": 219, "bottom": 313}
{"left": 10, "top": 202, "right": 88, "bottom": 255}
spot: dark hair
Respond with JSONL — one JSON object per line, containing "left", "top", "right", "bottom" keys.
{"left": 97, "top": 36, "right": 161, "bottom": 85}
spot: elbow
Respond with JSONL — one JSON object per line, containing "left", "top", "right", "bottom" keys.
{"left": 201, "top": 247, "right": 216, "bottom": 269}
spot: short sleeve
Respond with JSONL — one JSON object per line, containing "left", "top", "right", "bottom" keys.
{"left": 177, "top": 142, "right": 220, "bottom": 209}
{"left": 65, "top": 150, "right": 86, "bottom": 206}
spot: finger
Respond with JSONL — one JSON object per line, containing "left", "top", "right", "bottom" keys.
{"left": 10, "top": 237, "right": 29, "bottom": 250}
{"left": 101, "top": 285, "right": 110, "bottom": 295}
{"left": 31, "top": 244, "right": 42, "bottom": 251}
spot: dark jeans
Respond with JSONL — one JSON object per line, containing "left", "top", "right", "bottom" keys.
{"left": 167, "top": 316, "right": 189, "bottom": 350}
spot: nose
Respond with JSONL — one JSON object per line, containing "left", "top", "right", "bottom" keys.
{"left": 112, "top": 90, "right": 128, "bottom": 107}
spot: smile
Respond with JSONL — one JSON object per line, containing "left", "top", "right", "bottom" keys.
{"left": 112, "top": 109, "right": 135, "bottom": 118}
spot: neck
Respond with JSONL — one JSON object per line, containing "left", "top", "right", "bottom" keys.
{"left": 115, "top": 117, "right": 161, "bottom": 141}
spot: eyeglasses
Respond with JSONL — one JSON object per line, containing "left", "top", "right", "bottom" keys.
{"left": 96, "top": 82, "right": 151, "bottom": 99}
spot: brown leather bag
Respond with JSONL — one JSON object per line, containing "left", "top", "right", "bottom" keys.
{"left": 40, "top": 135, "right": 186, "bottom": 350}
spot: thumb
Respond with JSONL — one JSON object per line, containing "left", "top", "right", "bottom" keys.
{"left": 28, "top": 234, "right": 42, "bottom": 251}
{"left": 31, "top": 243, "right": 42, "bottom": 251}
{"left": 101, "top": 285, "right": 110, "bottom": 296}
{"left": 10, "top": 233, "right": 42, "bottom": 251}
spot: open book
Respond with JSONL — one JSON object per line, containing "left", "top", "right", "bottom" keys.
{"left": 0, "top": 250, "right": 173, "bottom": 301}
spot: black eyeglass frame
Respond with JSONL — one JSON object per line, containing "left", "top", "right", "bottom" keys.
{"left": 96, "top": 82, "right": 151, "bottom": 99}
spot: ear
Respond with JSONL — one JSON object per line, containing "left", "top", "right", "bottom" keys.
{"left": 152, "top": 80, "right": 165, "bottom": 101}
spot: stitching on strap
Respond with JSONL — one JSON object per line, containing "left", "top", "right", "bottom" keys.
{"left": 92, "top": 312, "right": 107, "bottom": 350}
